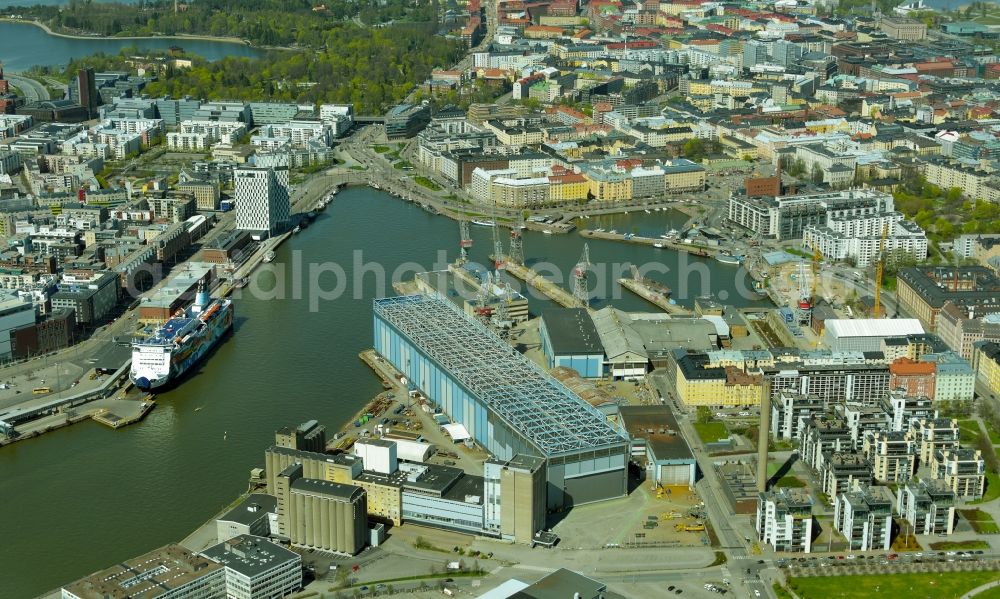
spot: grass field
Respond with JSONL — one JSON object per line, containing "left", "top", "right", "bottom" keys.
{"left": 959, "top": 419, "right": 981, "bottom": 444}
{"left": 773, "top": 583, "right": 795, "bottom": 599}
{"left": 929, "top": 539, "right": 991, "bottom": 551}
{"left": 987, "top": 420, "right": 1000, "bottom": 445}
{"left": 694, "top": 421, "right": 729, "bottom": 443}
{"left": 788, "top": 571, "right": 1000, "bottom": 599}
{"left": 962, "top": 509, "right": 1000, "bottom": 534}
{"left": 972, "top": 472, "right": 1000, "bottom": 504}
{"left": 774, "top": 476, "right": 807, "bottom": 488}
{"left": 413, "top": 176, "right": 441, "bottom": 191}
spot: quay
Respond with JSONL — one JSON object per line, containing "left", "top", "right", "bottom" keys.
{"left": 493, "top": 256, "right": 583, "bottom": 308}
{"left": 91, "top": 396, "right": 155, "bottom": 429}
{"left": 580, "top": 229, "right": 718, "bottom": 257}
{"left": 1, "top": 393, "right": 156, "bottom": 446}
{"left": 0, "top": 180, "right": 315, "bottom": 448}
{"left": 524, "top": 220, "right": 576, "bottom": 235}
{"left": 358, "top": 349, "right": 396, "bottom": 391}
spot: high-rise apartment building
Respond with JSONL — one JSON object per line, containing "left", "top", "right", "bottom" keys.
{"left": 234, "top": 166, "right": 290, "bottom": 239}
{"left": 76, "top": 68, "right": 99, "bottom": 119}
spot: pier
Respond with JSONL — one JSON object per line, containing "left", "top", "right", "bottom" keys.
{"left": 580, "top": 229, "right": 719, "bottom": 257}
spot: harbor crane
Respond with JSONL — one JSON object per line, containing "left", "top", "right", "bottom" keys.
{"left": 458, "top": 219, "right": 472, "bottom": 264}
{"left": 508, "top": 227, "right": 524, "bottom": 265}
{"left": 572, "top": 244, "right": 592, "bottom": 307}
{"left": 491, "top": 201, "right": 504, "bottom": 272}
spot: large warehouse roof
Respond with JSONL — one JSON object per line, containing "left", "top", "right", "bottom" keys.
{"left": 374, "top": 295, "right": 628, "bottom": 456}
{"left": 825, "top": 318, "right": 924, "bottom": 339}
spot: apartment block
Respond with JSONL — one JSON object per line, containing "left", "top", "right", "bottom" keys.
{"left": 756, "top": 489, "right": 813, "bottom": 553}
{"left": 863, "top": 430, "right": 916, "bottom": 483}
{"left": 834, "top": 486, "right": 894, "bottom": 551}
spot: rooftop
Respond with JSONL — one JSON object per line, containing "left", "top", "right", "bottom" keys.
{"left": 511, "top": 568, "right": 607, "bottom": 599}
{"left": 373, "top": 295, "right": 627, "bottom": 457}
{"left": 62, "top": 544, "right": 222, "bottom": 599}
{"left": 540, "top": 308, "right": 604, "bottom": 355}
{"left": 899, "top": 266, "right": 1000, "bottom": 309}
{"left": 290, "top": 477, "right": 365, "bottom": 502}
{"left": 217, "top": 493, "right": 277, "bottom": 527}
{"left": 201, "top": 535, "right": 300, "bottom": 579}
{"left": 825, "top": 318, "right": 924, "bottom": 339}
{"left": 618, "top": 405, "right": 694, "bottom": 463}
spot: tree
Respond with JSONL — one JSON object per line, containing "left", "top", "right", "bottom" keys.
{"left": 811, "top": 163, "right": 823, "bottom": 185}
{"left": 696, "top": 406, "right": 712, "bottom": 424}
{"left": 335, "top": 568, "right": 350, "bottom": 588}
{"left": 682, "top": 138, "right": 705, "bottom": 160}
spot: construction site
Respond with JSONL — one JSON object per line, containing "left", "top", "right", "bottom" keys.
{"left": 745, "top": 222, "right": 893, "bottom": 351}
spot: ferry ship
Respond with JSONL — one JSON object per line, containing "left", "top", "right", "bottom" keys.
{"left": 130, "top": 287, "right": 234, "bottom": 391}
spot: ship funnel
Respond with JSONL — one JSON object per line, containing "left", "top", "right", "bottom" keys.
{"left": 193, "top": 280, "right": 210, "bottom": 313}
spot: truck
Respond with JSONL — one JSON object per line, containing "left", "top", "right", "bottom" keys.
{"left": 220, "top": 200, "right": 235, "bottom": 212}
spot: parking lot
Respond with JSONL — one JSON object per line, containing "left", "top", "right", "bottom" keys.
{"left": 778, "top": 549, "right": 996, "bottom": 577}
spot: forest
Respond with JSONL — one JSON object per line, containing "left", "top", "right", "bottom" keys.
{"left": 53, "top": 23, "right": 466, "bottom": 114}
{"left": 10, "top": 0, "right": 442, "bottom": 47}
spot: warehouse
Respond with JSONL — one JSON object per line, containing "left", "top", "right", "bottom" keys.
{"left": 539, "top": 308, "right": 605, "bottom": 378}
{"left": 618, "top": 405, "right": 696, "bottom": 488}
{"left": 823, "top": 318, "right": 924, "bottom": 352}
{"left": 374, "top": 294, "right": 630, "bottom": 509}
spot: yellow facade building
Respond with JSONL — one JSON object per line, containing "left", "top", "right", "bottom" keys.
{"left": 975, "top": 341, "right": 1000, "bottom": 398}
{"left": 549, "top": 170, "right": 589, "bottom": 202}
{"left": 586, "top": 173, "right": 632, "bottom": 202}
{"left": 674, "top": 356, "right": 764, "bottom": 408}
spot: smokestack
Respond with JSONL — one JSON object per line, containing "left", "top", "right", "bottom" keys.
{"left": 757, "top": 391, "right": 771, "bottom": 493}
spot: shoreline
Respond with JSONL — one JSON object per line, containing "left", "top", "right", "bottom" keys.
{"left": 0, "top": 17, "right": 287, "bottom": 49}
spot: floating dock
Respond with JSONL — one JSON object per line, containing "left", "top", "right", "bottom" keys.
{"left": 619, "top": 278, "right": 693, "bottom": 316}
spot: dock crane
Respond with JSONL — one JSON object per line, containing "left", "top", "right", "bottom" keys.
{"left": 572, "top": 244, "right": 592, "bottom": 307}
{"left": 458, "top": 219, "right": 472, "bottom": 264}
{"left": 874, "top": 223, "right": 888, "bottom": 319}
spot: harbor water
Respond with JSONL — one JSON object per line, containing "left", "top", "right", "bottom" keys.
{"left": 0, "top": 21, "right": 264, "bottom": 71}
{"left": 0, "top": 188, "right": 767, "bottom": 597}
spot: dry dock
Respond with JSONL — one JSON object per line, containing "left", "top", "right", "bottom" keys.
{"left": 618, "top": 278, "right": 694, "bottom": 316}
{"left": 494, "top": 257, "right": 582, "bottom": 308}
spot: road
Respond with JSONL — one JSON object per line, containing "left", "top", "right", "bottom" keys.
{"left": 647, "top": 370, "right": 774, "bottom": 598}
{"left": 6, "top": 72, "right": 50, "bottom": 102}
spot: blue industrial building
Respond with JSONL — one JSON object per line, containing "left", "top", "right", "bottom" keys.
{"left": 374, "top": 295, "right": 629, "bottom": 509}
{"left": 539, "top": 308, "right": 605, "bottom": 379}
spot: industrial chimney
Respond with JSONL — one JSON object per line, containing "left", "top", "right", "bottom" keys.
{"left": 757, "top": 391, "right": 771, "bottom": 493}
